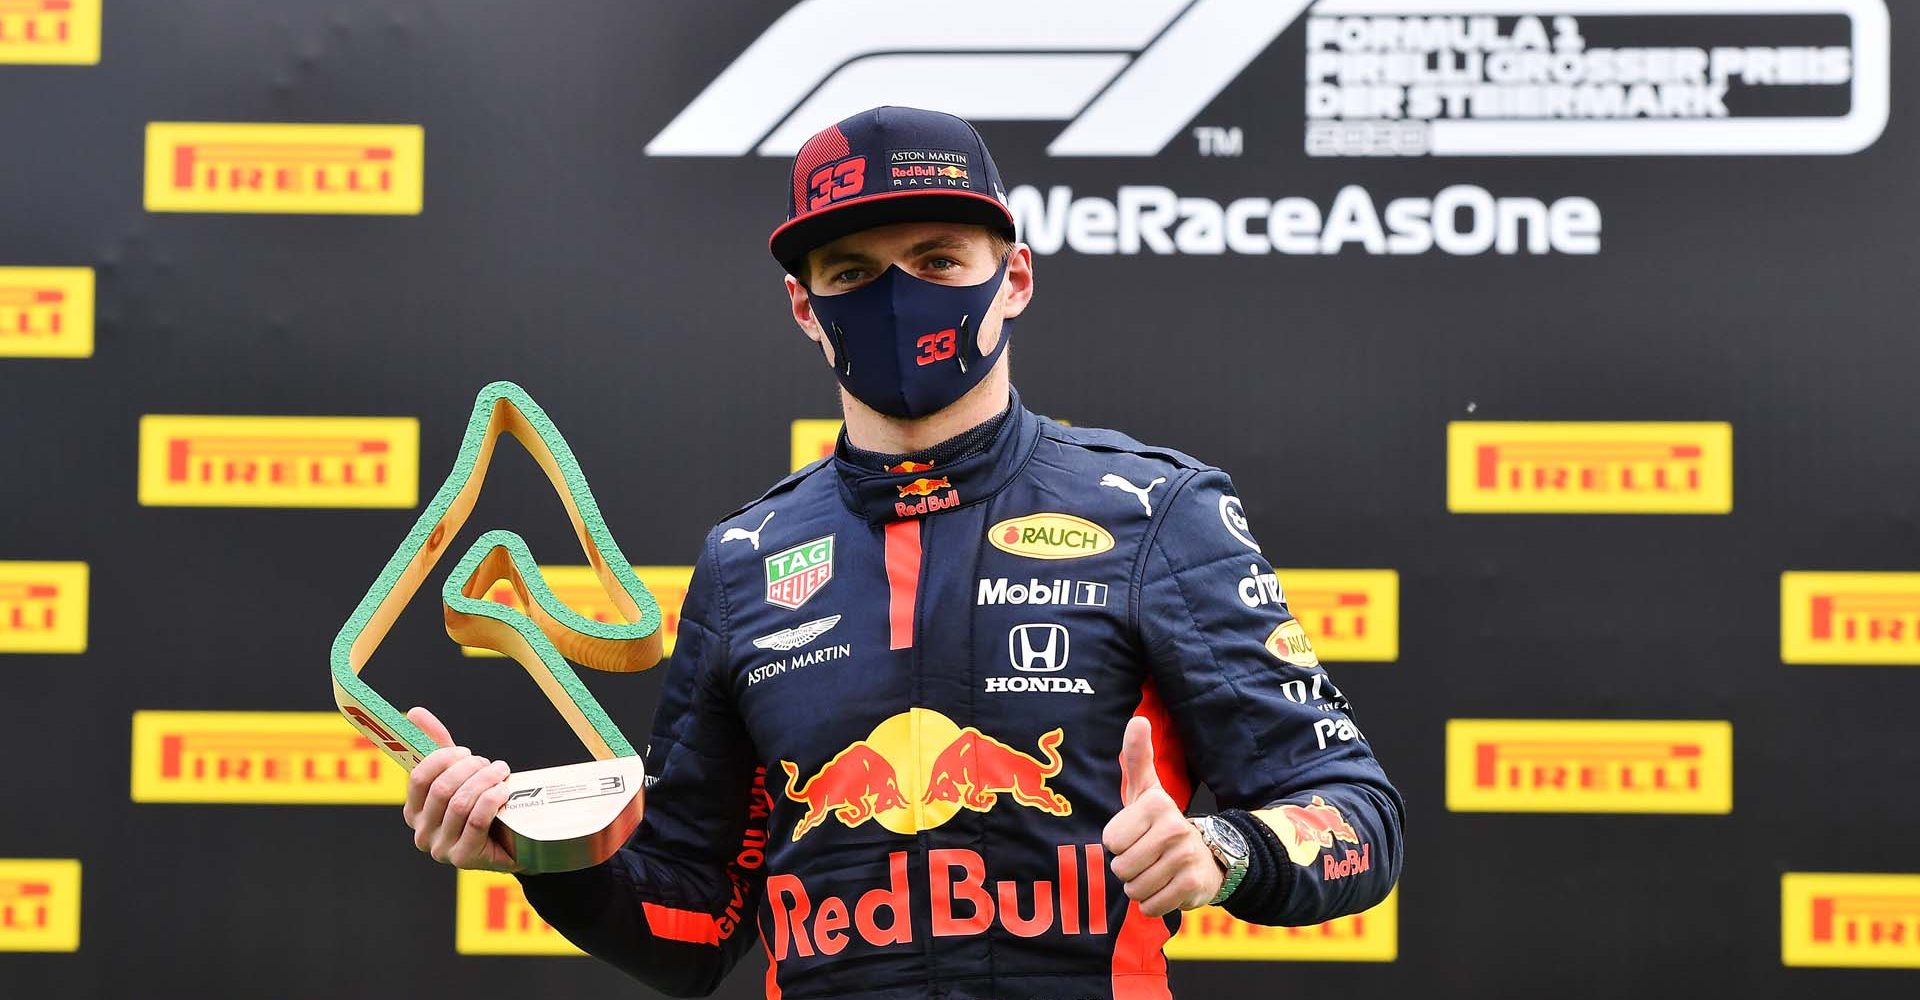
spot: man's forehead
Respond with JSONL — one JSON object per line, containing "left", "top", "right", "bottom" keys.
{"left": 811, "top": 222, "right": 992, "bottom": 261}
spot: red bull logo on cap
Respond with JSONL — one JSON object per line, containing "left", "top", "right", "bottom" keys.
{"left": 779, "top": 708, "right": 1071, "bottom": 843}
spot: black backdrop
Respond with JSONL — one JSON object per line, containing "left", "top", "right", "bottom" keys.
{"left": 3, "top": 1, "right": 1917, "bottom": 997}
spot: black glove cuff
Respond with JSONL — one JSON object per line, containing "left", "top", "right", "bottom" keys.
{"left": 1214, "top": 808, "right": 1295, "bottom": 924}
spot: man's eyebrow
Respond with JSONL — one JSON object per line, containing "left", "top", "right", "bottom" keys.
{"left": 906, "top": 235, "right": 974, "bottom": 257}
{"left": 814, "top": 247, "right": 879, "bottom": 271}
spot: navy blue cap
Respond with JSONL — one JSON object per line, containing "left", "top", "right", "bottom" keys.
{"left": 770, "top": 106, "right": 1017, "bottom": 273}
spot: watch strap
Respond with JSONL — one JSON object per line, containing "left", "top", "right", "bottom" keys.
{"left": 1196, "top": 816, "right": 1250, "bottom": 906}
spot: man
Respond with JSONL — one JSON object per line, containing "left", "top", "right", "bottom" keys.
{"left": 401, "top": 107, "right": 1402, "bottom": 1000}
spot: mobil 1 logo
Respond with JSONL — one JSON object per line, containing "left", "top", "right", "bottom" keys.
{"left": 977, "top": 577, "right": 1110, "bottom": 607}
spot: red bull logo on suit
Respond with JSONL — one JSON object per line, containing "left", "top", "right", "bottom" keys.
{"left": 778, "top": 708, "right": 1071, "bottom": 842}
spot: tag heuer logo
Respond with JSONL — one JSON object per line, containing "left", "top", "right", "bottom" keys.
{"left": 765, "top": 535, "right": 834, "bottom": 610}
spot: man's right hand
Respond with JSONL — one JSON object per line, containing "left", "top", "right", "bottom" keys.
{"left": 401, "top": 706, "right": 521, "bottom": 873}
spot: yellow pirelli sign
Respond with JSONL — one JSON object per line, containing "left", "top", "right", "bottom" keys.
{"left": 1278, "top": 569, "right": 1398, "bottom": 662}
{"left": 456, "top": 869, "right": 583, "bottom": 956}
{"left": 1166, "top": 889, "right": 1396, "bottom": 962}
{"left": 1783, "top": 873, "right": 1920, "bottom": 968}
{"left": 463, "top": 565, "right": 692, "bottom": 658}
{"left": 1447, "top": 422, "right": 1732, "bottom": 514}
{"left": 0, "top": 859, "right": 80, "bottom": 952}
{"left": 131, "top": 710, "right": 406, "bottom": 804}
{"left": 145, "top": 123, "right": 425, "bottom": 214}
{"left": 790, "top": 419, "right": 840, "bottom": 473}
{"left": 1447, "top": 719, "right": 1732, "bottom": 814}
{"left": 0, "top": 267, "right": 92, "bottom": 358}
{"left": 138, "top": 414, "right": 418, "bottom": 508}
{"left": 0, "top": 561, "right": 86, "bottom": 653}
{"left": 1782, "top": 572, "right": 1920, "bottom": 666}
{"left": 0, "top": 0, "right": 98, "bottom": 64}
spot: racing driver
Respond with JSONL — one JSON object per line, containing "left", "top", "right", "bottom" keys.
{"left": 400, "top": 106, "right": 1404, "bottom": 1000}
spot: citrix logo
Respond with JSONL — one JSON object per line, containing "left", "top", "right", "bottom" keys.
{"left": 646, "top": 0, "right": 1315, "bottom": 157}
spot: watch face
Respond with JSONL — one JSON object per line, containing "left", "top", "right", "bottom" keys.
{"left": 1204, "top": 816, "right": 1249, "bottom": 860}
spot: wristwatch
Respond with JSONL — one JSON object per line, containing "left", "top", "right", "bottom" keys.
{"left": 1189, "top": 814, "right": 1250, "bottom": 906}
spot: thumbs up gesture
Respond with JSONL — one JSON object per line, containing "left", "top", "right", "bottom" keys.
{"left": 1102, "top": 717, "right": 1224, "bottom": 917}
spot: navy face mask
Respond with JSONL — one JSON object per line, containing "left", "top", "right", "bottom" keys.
{"left": 808, "top": 258, "right": 1013, "bottom": 419}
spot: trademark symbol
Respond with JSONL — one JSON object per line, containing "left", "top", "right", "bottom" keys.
{"left": 1194, "top": 126, "right": 1243, "bottom": 157}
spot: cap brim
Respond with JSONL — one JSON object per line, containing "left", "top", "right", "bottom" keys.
{"left": 770, "top": 190, "right": 1017, "bottom": 273}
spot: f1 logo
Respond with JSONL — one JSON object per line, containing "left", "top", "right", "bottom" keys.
{"left": 1009, "top": 623, "right": 1069, "bottom": 673}
{"left": 647, "top": 0, "right": 1313, "bottom": 157}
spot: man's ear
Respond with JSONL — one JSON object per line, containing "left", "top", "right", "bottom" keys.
{"left": 1000, "top": 243, "right": 1035, "bottom": 320}
{"left": 786, "top": 273, "right": 834, "bottom": 366}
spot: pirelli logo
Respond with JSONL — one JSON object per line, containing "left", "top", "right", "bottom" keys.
{"left": 0, "top": 0, "right": 98, "bottom": 65}
{"left": 138, "top": 414, "right": 418, "bottom": 508}
{"left": 1783, "top": 873, "right": 1920, "bottom": 969}
{"left": 1277, "top": 569, "right": 1398, "bottom": 662}
{"left": 455, "top": 869, "right": 582, "bottom": 956}
{"left": 0, "top": 267, "right": 92, "bottom": 358}
{"left": 1782, "top": 572, "right": 1920, "bottom": 666}
{"left": 131, "top": 710, "right": 406, "bottom": 804}
{"left": 463, "top": 565, "right": 692, "bottom": 658}
{"left": 1447, "top": 719, "right": 1731, "bottom": 814}
{"left": 1166, "top": 890, "right": 1395, "bottom": 962}
{"left": 1448, "top": 422, "right": 1732, "bottom": 514}
{"left": 0, "top": 561, "right": 86, "bottom": 653}
{"left": 145, "top": 123, "right": 425, "bottom": 215}
{"left": 0, "top": 859, "right": 79, "bottom": 952}
{"left": 790, "top": 419, "right": 840, "bottom": 472}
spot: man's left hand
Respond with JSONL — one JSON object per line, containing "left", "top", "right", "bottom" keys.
{"left": 1103, "top": 716, "right": 1224, "bottom": 917}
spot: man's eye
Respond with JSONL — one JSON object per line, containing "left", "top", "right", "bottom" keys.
{"left": 927, "top": 257, "right": 957, "bottom": 271}
{"left": 833, "top": 268, "right": 866, "bottom": 284}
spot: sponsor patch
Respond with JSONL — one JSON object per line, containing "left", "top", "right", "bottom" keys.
{"left": 1264, "top": 619, "right": 1319, "bottom": 667}
{"left": 1218, "top": 495, "right": 1261, "bottom": 551}
{"left": 1252, "top": 795, "right": 1365, "bottom": 868}
{"left": 888, "top": 148, "right": 973, "bottom": 189}
{"left": 977, "top": 577, "right": 1108, "bottom": 607}
{"left": 764, "top": 536, "right": 834, "bottom": 610}
{"left": 988, "top": 513, "right": 1114, "bottom": 560}
{"left": 753, "top": 615, "right": 842, "bottom": 652}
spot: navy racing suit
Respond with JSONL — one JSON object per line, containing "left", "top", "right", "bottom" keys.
{"left": 517, "top": 388, "right": 1404, "bottom": 999}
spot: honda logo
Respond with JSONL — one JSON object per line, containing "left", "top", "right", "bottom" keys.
{"left": 1009, "top": 623, "right": 1070, "bottom": 673}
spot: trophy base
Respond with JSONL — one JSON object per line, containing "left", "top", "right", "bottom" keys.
{"left": 495, "top": 756, "right": 646, "bottom": 874}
